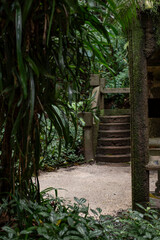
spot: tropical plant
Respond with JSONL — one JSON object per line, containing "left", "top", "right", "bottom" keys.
{"left": 0, "top": 0, "right": 125, "bottom": 201}
{"left": 1, "top": 189, "right": 160, "bottom": 240}
{"left": 40, "top": 119, "right": 84, "bottom": 169}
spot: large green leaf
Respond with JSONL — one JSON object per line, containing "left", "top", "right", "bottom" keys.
{"left": 79, "top": 6, "right": 111, "bottom": 42}
{"left": 58, "top": 29, "right": 65, "bottom": 72}
{"left": 28, "top": 69, "right": 35, "bottom": 134}
{"left": 26, "top": 56, "right": 39, "bottom": 77}
{"left": 84, "top": 39, "right": 115, "bottom": 74}
{"left": 51, "top": 105, "right": 69, "bottom": 144}
{"left": 45, "top": 105, "right": 63, "bottom": 138}
{"left": 15, "top": 1, "right": 27, "bottom": 98}
{"left": 22, "top": 0, "right": 33, "bottom": 24}
{"left": 64, "top": 0, "right": 79, "bottom": 11}
{"left": 47, "top": 0, "right": 56, "bottom": 46}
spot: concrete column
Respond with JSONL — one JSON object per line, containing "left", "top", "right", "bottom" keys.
{"left": 129, "top": 17, "right": 149, "bottom": 210}
{"left": 90, "top": 74, "right": 100, "bottom": 87}
{"left": 100, "top": 78, "right": 105, "bottom": 110}
{"left": 79, "top": 112, "right": 94, "bottom": 162}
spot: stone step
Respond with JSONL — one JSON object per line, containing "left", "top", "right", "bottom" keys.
{"left": 96, "top": 146, "right": 131, "bottom": 155}
{"left": 96, "top": 154, "right": 131, "bottom": 163}
{"left": 98, "top": 137, "right": 131, "bottom": 146}
{"left": 100, "top": 115, "right": 130, "bottom": 123}
{"left": 102, "top": 109, "right": 130, "bottom": 116}
{"left": 99, "top": 123, "right": 130, "bottom": 131}
{"left": 149, "top": 138, "right": 160, "bottom": 148}
{"left": 98, "top": 130, "right": 130, "bottom": 138}
{"left": 96, "top": 114, "right": 131, "bottom": 163}
{"left": 149, "top": 148, "right": 160, "bottom": 156}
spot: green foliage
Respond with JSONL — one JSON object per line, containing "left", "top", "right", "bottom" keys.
{"left": 85, "top": 0, "right": 138, "bottom": 89}
{"left": 76, "top": 92, "right": 100, "bottom": 123}
{"left": 78, "top": 93, "right": 97, "bottom": 112}
{"left": 0, "top": 0, "right": 119, "bottom": 199}
{"left": 95, "top": 28, "right": 129, "bottom": 89}
{"left": 91, "top": 23, "right": 130, "bottom": 109}
{"left": 113, "top": 204, "right": 160, "bottom": 239}
{"left": 40, "top": 119, "right": 84, "bottom": 169}
{"left": 0, "top": 0, "right": 140, "bottom": 214}
{"left": 1, "top": 191, "right": 160, "bottom": 240}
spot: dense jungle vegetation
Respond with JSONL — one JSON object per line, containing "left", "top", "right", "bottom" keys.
{"left": 1, "top": 0, "right": 160, "bottom": 239}
{"left": 0, "top": 0, "right": 133, "bottom": 199}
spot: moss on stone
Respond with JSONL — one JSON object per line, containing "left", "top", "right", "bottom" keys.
{"left": 129, "top": 15, "right": 149, "bottom": 210}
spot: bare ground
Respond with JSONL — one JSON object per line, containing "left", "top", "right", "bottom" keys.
{"left": 39, "top": 163, "right": 157, "bottom": 215}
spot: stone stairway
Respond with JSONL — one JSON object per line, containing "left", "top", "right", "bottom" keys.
{"left": 149, "top": 138, "right": 160, "bottom": 155}
{"left": 96, "top": 115, "right": 131, "bottom": 163}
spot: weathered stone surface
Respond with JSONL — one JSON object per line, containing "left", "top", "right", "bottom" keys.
{"left": 93, "top": 123, "right": 99, "bottom": 156}
{"left": 100, "top": 115, "right": 130, "bottom": 123}
{"left": 103, "top": 109, "right": 130, "bottom": 116}
{"left": 149, "top": 138, "right": 160, "bottom": 147}
{"left": 96, "top": 146, "right": 131, "bottom": 155}
{"left": 149, "top": 119, "right": 160, "bottom": 138}
{"left": 99, "top": 123, "right": 130, "bottom": 131}
{"left": 146, "top": 156, "right": 160, "bottom": 170}
{"left": 98, "top": 137, "right": 130, "bottom": 146}
{"left": 90, "top": 74, "right": 100, "bottom": 86}
{"left": 129, "top": 14, "right": 149, "bottom": 210}
{"left": 99, "top": 78, "right": 105, "bottom": 103}
{"left": 149, "top": 148, "right": 160, "bottom": 156}
{"left": 96, "top": 113, "right": 131, "bottom": 163}
{"left": 84, "top": 127, "right": 94, "bottom": 161}
{"left": 96, "top": 154, "right": 131, "bottom": 163}
{"left": 144, "top": 14, "right": 155, "bottom": 58}
{"left": 100, "top": 78, "right": 105, "bottom": 87}
{"left": 101, "top": 88, "right": 130, "bottom": 94}
{"left": 78, "top": 112, "right": 94, "bottom": 162}
{"left": 91, "top": 86, "right": 100, "bottom": 112}
{"left": 98, "top": 130, "right": 130, "bottom": 138}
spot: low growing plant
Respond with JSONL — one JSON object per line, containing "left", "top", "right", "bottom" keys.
{"left": 1, "top": 189, "right": 160, "bottom": 240}
{"left": 40, "top": 118, "right": 84, "bottom": 170}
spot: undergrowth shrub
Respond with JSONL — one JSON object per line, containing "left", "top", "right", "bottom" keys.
{"left": 1, "top": 188, "right": 160, "bottom": 240}
{"left": 40, "top": 119, "right": 84, "bottom": 170}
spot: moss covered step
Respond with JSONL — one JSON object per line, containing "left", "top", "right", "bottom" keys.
{"left": 99, "top": 123, "right": 130, "bottom": 131}
{"left": 96, "top": 146, "right": 131, "bottom": 155}
{"left": 149, "top": 148, "right": 160, "bottom": 156}
{"left": 100, "top": 115, "right": 130, "bottom": 123}
{"left": 95, "top": 154, "right": 131, "bottom": 163}
{"left": 102, "top": 109, "right": 130, "bottom": 116}
{"left": 98, "top": 137, "right": 131, "bottom": 146}
{"left": 98, "top": 130, "right": 130, "bottom": 138}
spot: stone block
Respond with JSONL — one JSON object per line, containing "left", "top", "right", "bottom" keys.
{"left": 93, "top": 122, "right": 99, "bottom": 155}
{"left": 100, "top": 78, "right": 105, "bottom": 87}
{"left": 90, "top": 74, "right": 100, "bottom": 86}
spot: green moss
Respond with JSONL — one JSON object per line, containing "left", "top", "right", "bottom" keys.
{"left": 155, "top": 22, "right": 160, "bottom": 46}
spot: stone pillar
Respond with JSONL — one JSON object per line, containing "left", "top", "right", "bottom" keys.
{"left": 79, "top": 112, "right": 94, "bottom": 162}
{"left": 128, "top": 17, "right": 149, "bottom": 210}
{"left": 100, "top": 78, "right": 105, "bottom": 110}
{"left": 90, "top": 74, "right": 100, "bottom": 87}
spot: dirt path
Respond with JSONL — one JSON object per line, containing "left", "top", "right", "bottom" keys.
{"left": 39, "top": 163, "right": 157, "bottom": 215}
